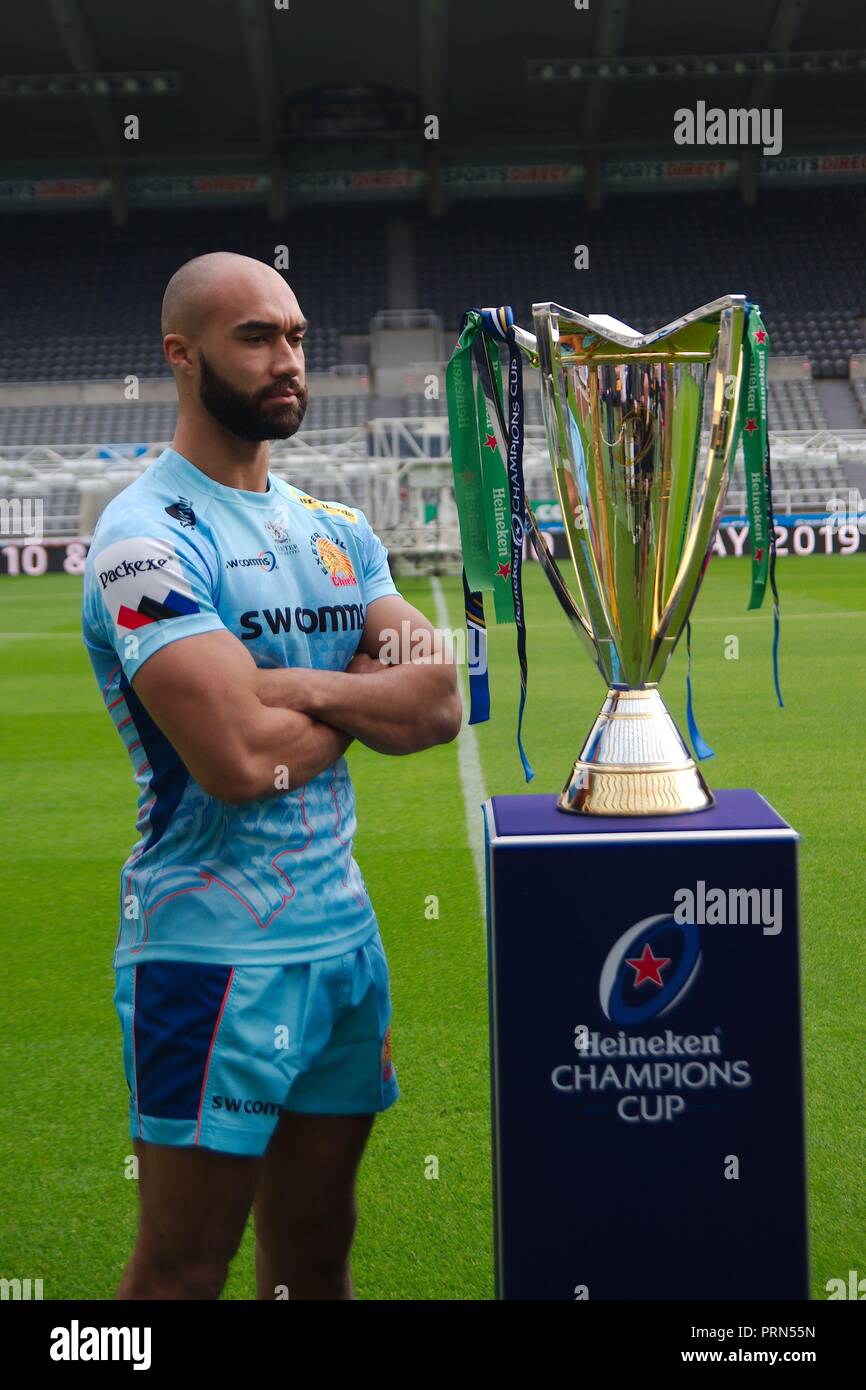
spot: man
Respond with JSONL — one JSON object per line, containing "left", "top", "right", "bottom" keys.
{"left": 82, "top": 251, "right": 462, "bottom": 1300}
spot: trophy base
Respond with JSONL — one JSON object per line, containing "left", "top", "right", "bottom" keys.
{"left": 558, "top": 687, "right": 714, "bottom": 817}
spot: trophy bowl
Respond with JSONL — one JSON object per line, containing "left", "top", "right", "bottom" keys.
{"left": 513, "top": 296, "right": 748, "bottom": 816}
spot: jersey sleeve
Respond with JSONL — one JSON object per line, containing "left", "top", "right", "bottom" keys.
{"left": 83, "top": 525, "right": 226, "bottom": 684}
{"left": 356, "top": 509, "right": 400, "bottom": 604}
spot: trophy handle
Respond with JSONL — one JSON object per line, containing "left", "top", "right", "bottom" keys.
{"left": 513, "top": 324, "right": 539, "bottom": 368}
{"left": 646, "top": 302, "right": 747, "bottom": 681}
{"left": 515, "top": 327, "right": 609, "bottom": 681}
{"left": 524, "top": 502, "right": 604, "bottom": 672}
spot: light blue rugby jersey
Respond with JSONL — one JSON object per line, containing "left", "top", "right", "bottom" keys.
{"left": 82, "top": 446, "right": 399, "bottom": 969}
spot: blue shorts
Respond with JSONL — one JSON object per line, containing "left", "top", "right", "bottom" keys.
{"left": 113, "top": 931, "right": 399, "bottom": 1156}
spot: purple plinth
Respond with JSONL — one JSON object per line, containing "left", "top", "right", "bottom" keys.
{"left": 488, "top": 788, "right": 793, "bottom": 838}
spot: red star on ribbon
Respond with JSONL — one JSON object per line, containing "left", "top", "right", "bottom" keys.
{"left": 496, "top": 561, "right": 510, "bottom": 579}
{"left": 483, "top": 433, "right": 497, "bottom": 450}
{"left": 755, "top": 329, "right": 767, "bottom": 344}
{"left": 745, "top": 417, "right": 758, "bottom": 433}
{"left": 754, "top": 547, "right": 764, "bottom": 562}
{"left": 625, "top": 943, "right": 671, "bottom": 988}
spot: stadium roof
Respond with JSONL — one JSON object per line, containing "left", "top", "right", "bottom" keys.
{"left": 0, "top": 0, "right": 865, "bottom": 171}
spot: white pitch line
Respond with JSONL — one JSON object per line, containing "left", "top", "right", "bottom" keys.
{"left": 430, "top": 576, "right": 488, "bottom": 920}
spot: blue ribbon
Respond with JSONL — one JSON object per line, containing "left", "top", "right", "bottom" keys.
{"left": 462, "top": 568, "right": 490, "bottom": 723}
{"left": 685, "top": 620, "right": 715, "bottom": 761}
{"left": 763, "top": 432, "right": 785, "bottom": 708}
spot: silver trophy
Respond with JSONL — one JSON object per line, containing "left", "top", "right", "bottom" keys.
{"left": 513, "top": 296, "right": 748, "bottom": 815}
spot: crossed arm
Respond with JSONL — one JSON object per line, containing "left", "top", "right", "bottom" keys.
{"left": 131, "top": 595, "right": 462, "bottom": 804}
{"left": 255, "top": 595, "right": 461, "bottom": 756}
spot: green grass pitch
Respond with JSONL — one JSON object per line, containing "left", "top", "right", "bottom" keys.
{"left": 0, "top": 554, "right": 863, "bottom": 1299}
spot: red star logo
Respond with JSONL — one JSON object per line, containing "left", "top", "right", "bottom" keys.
{"left": 496, "top": 561, "right": 510, "bottom": 579}
{"left": 755, "top": 329, "right": 767, "bottom": 344}
{"left": 745, "top": 417, "right": 758, "bottom": 433}
{"left": 483, "top": 433, "right": 497, "bottom": 450}
{"left": 625, "top": 943, "right": 671, "bottom": 988}
{"left": 754, "top": 547, "right": 764, "bottom": 562}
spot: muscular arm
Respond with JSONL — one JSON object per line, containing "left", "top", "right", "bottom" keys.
{"left": 256, "top": 595, "right": 463, "bottom": 756}
{"left": 131, "top": 629, "right": 353, "bottom": 804}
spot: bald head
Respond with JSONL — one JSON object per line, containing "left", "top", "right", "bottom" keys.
{"left": 161, "top": 252, "right": 294, "bottom": 339}
{"left": 160, "top": 251, "right": 308, "bottom": 443}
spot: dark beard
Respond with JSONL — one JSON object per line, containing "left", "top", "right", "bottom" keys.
{"left": 197, "top": 352, "right": 307, "bottom": 442}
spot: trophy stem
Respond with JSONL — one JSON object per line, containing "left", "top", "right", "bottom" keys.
{"left": 559, "top": 688, "right": 713, "bottom": 817}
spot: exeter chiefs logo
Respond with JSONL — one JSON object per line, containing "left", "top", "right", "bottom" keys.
{"left": 265, "top": 517, "right": 290, "bottom": 544}
{"left": 310, "top": 532, "right": 357, "bottom": 587}
{"left": 599, "top": 915, "right": 702, "bottom": 1026}
{"left": 264, "top": 515, "right": 300, "bottom": 557}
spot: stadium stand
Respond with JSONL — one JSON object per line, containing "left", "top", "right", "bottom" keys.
{"left": 0, "top": 393, "right": 372, "bottom": 447}
{"left": 411, "top": 189, "right": 866, "bottom": 379}
{"left": 851, "top": 377, "right": 866, "bottom": 426}
{"left": 724, "top": 453, "right": 851, "bottom": 515}
{"left": 0, "top": 402, "right": 177, "bottom": 447}
{"left": 0, "top": 206, "right": 386, "bottom": 380}
{"left": 0, "top": 190, "right": 863, "bottom": 387}
{"left": 768, "top": 378, "right": 827, "bottom": 432}
{"left": 0, "top": 188, "right": 863, "bottom": 559}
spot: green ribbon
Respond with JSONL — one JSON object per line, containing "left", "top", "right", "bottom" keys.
{"left": 445, "top": 313, "right": 515, "bottom": 624}
{"left": 477, "top": 366, "right": 515, "bottom": 622}
{"left": 737, "top": 304, "right": 783, "bottom": 705}
{"left": 740, "top": 308, "right": 771, "bottom": 610}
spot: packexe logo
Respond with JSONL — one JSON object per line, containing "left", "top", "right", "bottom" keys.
{"left": 99, "top": 556, "right": 169, "bottom": 589}
{"left": 240, "top": 600, "right": 366, "bottom": 639}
